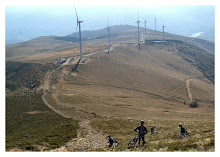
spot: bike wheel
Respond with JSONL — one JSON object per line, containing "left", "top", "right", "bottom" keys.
{"left": 128, "top": 138, "right": 136, "bottom": 146}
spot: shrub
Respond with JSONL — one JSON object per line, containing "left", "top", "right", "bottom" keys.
{"left": 189, "top": 101, "right": 198, "bottom": 108}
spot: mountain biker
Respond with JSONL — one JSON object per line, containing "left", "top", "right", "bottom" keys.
{"left": 107, "top": 134, "right": 114, "bottom": 147}
{"left": 179, "top": 123, "right": 186, "bottom": 138}
{"left": 151, "top": 126, "right": 156, "bottom": 135}
{"left": 134, "top": 120, "right": 148, "bottom": 146}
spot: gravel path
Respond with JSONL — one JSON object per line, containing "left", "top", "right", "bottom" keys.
{"left": 41, "top": 50, "right": 108, "bottom": 152}
{"left": 51, "top": 120, "right": 107, "bottom": 151}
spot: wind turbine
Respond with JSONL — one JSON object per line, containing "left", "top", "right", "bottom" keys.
{"left": 162, "top": 23, "right": 165, "bottom": 42}
{"left": 74, "top": 6, "right": 83, "bottom": 60}
{"left": 143, "top": 19, "right": 147, "bottom": 40}
{"left": 136, "top": 13, "right": 141, "bottom": 51}
{"left": 107, "top": 16, "right": 111, "bottom": 53}
{"left": 154, "top": 17, "right": 157, "bottom": 31}
{"left": 72, "top": 6, "right": 83, "bottom": 72}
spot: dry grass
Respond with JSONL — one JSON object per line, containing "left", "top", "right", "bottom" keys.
{"left": 6, "top": 27, "right": 214, "bottom": 151}
{"left": 90, "top": 118, "right": 214, "bottom": 151}
{"left": 39, "top": 43, "right": 214, "bottom": 151}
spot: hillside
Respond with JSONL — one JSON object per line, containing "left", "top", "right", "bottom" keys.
{"left": 6, "top": 25, "right": 214, "bottom": 61}
{"left": 5, "top": 25, "right": 214, "bottom": 151}
{"left": 44, "top": 41, "right": 214, "bottom": 151}
{"left": 69, "top": 25, "right": 215, "bottom": 54}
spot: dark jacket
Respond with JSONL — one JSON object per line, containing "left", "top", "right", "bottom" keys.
{"left": 134, "top": 125, "right": 147, "bottom": 137}
{"left": 108, "top": 137, "right": 114, "bottom": 144}
{"left": 180, "top": 126, "right": 186, "bottom": 134}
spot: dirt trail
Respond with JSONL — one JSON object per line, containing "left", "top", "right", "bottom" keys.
{"left": 186, "top": 79, "right": 193, "bottom": 102}
{"left": 41, "top": 48, "right": 109, "bottom": 152}
{"left": 41, "top": 93, "right": 70, "bottom": 118}
{"left": 109, "top": 43, "right": 121, "bottom": 52}
{"left": 51, "top": 120, "right": 107, "bottom": 151}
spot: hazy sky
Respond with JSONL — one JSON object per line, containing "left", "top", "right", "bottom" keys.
{"left": 5, "top": 4, "right": 215, "bottom": 42}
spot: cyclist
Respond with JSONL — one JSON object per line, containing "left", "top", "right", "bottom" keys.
{"left": 134, "top": 120, "right": 147, "bottom": 146}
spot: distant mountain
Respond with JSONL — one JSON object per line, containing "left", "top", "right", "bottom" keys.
{"left": 69, "top": 25, "right": 215, "bottom": 54}
{"left": 6, "top": 25, "right": 215, "bottom": 60}
{"left": 6, "top": 38, "right": 26, "bottom": 45}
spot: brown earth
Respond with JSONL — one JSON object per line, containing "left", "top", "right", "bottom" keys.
{"left": 6, "top": 25, "right": 214, "bottom": 151}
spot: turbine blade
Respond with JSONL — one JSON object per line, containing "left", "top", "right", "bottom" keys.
{"left": 74, "top": 6, "right": 78, "bottom": 20}
{"left": 76, "top": 23, "right": 78, "bottom": 32}
{"left": 74, "top": 6, "right": 79, "bottom": 32}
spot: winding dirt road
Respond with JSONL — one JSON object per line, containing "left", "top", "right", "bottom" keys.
{"left": 41, "top": 48, "right": 110, "bottom": 151}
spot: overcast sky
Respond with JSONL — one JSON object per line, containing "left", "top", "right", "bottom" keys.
{"left": 5, "top": 3, "right": 215, "bottom": 42}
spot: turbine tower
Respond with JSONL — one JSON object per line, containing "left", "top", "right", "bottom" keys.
{"left": 162, "top": 24, "right": 165, "bottom": 42}
{"left": 107, "top": 16, "right": 111, "bottom": 53}
{"left": 144, "top": 19, "right": 147, "bottom": 40}
{"left": 74, "top": 6, "right": 83, "bottom": 59}
{"left": 136, "top": 14, "right": 141, "bottom": 51}
{"left": 154, "top": 18, "right": 157, "bottom": 31}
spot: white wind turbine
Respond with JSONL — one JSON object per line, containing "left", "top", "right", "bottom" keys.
{"left": 162, "top": 23, "right": 165, "bottom": 42}
{"left": 143, "top": 18, "right": 147, "bottom": 40}
{"left": 74, "top": 6, "right": 83, "bottom": 60}
{"left": 72, "top": 6, "right": 83, "bottom": 72}
{"left": 107, "top": 16, "right": 111, "bottom": 53}
{"left": 136, "top": 13, "right": 141, "bottom": 51}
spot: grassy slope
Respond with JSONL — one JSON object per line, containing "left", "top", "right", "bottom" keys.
{"left": 40, "top": 43, "right": 214, "bottom": 151}
{"left": 6, "top": 25, "right": 214, "bottom": 62}
{"left": 6, "top": 91, "right": 79, "bottom": 151}
{"left": 90, "top": 118, "right": 214, "bottom": 151}
{"left": 146, "top": 40, "right": 214, "bottom": 84}
{"left": 6, "top": 61, "right": 79, "bottom": 151}
{"left": 6, "top": 36, "right": 77, "bottom": 59}
{"left": 5, "top": 26, "right": 214, "bottom": 151}
{"left": 55, "top": 43, "right": 214, "bottom": 151}
{"left": 6, "top": 61, "right": 52, "bottom": 90}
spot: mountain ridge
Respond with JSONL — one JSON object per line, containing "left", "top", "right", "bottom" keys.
{"left": 6, "top": 25, "right": 214, "bottom": 59}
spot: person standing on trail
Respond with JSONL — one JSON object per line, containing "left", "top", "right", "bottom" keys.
{"left": 134, "top": 120, "right": 148, "bottom": 146}
{"left": 107, "top": 134, "right": 114, "bottom": 147}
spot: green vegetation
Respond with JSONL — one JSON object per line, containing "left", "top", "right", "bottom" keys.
{"left": 6, "top": 61, "right": 52, "bottom": 89}
{"left": 90, "top": 118, "right": 214, "bottom": 151}
{"left": 175, "top": 42, "right": 214, "bottom": 84}
{"left": 189, "top": 101, "right": 198, "bottom": 108}
{"left": 6, "top": 82, "right": 21, "bottom": 91}
{"left": 6, "top": 91, "right": 79, "bottom": 151}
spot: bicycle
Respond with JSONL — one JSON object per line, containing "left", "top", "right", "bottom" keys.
{"left": 128, "top": 131, "right": 140, "bottom": 147}
{"left": 178, "top": 130, "right": 189, "bottom": 139}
